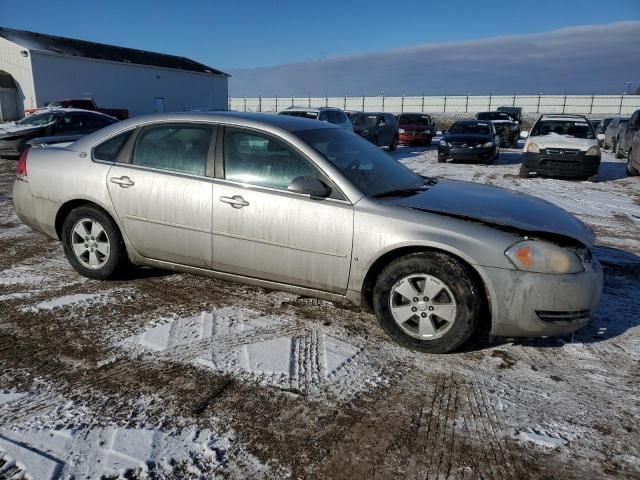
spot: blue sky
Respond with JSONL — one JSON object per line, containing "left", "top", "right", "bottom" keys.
{"left": 2, "top": 0, "right": 639, "bottom": 70}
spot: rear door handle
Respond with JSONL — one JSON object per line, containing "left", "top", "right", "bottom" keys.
{"left": 110, "top": 176, "right": 135, "bottom": 188}
{"left": 219, "top": 195, "right": 249, "bottom": 209}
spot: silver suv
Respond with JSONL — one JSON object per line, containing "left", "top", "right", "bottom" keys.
{"left": 13, "top": 112, "right": 602, "bottom": 353}
{"left": 278, "top": 106, "right": 353, "bottom": 131}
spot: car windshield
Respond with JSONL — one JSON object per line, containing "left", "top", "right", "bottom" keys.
{"left": 16, "top": 113, "right": 56, "bottom": 126}
{"left": 449, "top": 122, "right": 490, "bottom": 135}
{"left": 295, "top": 128, "right": 424, "bottom": 197}
{"left": 398, "top": 114, "right": 431, "bottom": 125}
{"left": 619, "top": 119, "right": 629, "bottom": 126}
{"left": 280, "top": 110, "right": 318, "bottom": 120}
{"left": 531, "top": 120, "right": 594, "bottom": 139}
{"left": 352, "top": 115, "right": 378, "bottom": 128}
{"left": 46, "top": 101, "right": 64, "bottom": 108}
{"left": 477, "top": 112, "right": 513, "bottom": 121}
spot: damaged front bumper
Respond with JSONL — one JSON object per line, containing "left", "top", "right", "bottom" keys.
{"left": 479, "top": 259, "right": 603, "bottom": 337}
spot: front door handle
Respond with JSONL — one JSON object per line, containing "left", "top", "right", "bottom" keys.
{"left": 219, "top": 195, "right": 249, "bottom": 209}
{"left": 110, "top": 176, "right": 135, "bottom": 188}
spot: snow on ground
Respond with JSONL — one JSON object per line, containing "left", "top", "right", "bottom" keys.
{"left": 1, "top": 145, "right": 639, "bottom": 479}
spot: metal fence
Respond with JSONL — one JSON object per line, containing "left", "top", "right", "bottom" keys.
{"left": 229, "top": 94, "right": 640, "bottom": 115}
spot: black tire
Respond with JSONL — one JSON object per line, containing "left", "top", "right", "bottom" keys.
{"left": 373, "top": 252, "right": 482, "bottom": 353}
{"left": 586, "top": 174, "right": 598, "bottom": 182}
{"left": 437, "top": 156, "right": 446, "bottom": 163}
{"left": 61, "top": 206, "right": 129, "bottom": 280}
{"left": 627, "top": 150, "right": 637, "bottom": 176}
{"left": 519, "top": 165, "right": 531, "bottom": 178}
{"left": 373, "top": 136, "right": 379, "bottom": 147}
{"left": 615, "top": 139, "right": 624, "bottom": 159}
{"left": 388, "top": 136, "right": 398, "bottom": 152}
{"left": 425, "top": 137, "right": 432, "bottom": 147}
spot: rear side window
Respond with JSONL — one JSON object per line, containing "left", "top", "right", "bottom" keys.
{"left": 93, "top": 131, "right": 132, "bottom": 162}
{"left": 132, "top": 124, "right": 212, "bottom": 176}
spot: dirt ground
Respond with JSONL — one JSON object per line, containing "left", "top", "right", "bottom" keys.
{"left": 0, "top": 142, "right": 639, "bottom": 479}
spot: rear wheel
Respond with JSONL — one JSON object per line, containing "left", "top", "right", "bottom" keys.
{"left": 628, "top": 150, "right": 638, "bottom": 176}
{"left": 425, "top": 137, "right": 432, "bottom": 147}
{"left": 519, "top": 165, "right": 531, "bottom": 178}
{"left": 388, "top": 135, "right": 398, "bottom": 152}
{"left": 615, "top": 139, "right": 623, "bottom": 159}
{"left": 373, "top": 252, "right": 482, "bottom": 353}
{"left": 62, "top": 206, "right": 128, "bottom": 280}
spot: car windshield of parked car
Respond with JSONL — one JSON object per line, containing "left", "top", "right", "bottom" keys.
{"left": 295, "top": 128, "right": 424, "bottom": 197}
{"left": 352, "top": 115, "right": 378, "bottom": 129}
{"left": 448, "top": 122, "right": 490, "bottom": 135}
{"left": 280, "top": 110, "right": 319, "bottom": 120}
{"left": 531, "top": 121, "right": 594, "bottom": 139}
{"left": 398, "top": 114, "right": 431, "bottom": 125}
{"left": 16, "top": 113, "right": 56, "bottom": 126}
{"left": 477, "top": 112, "right": 513, "bottom": 121}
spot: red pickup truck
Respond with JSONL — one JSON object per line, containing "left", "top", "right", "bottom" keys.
{"left": 25, "top": 99, "right": 129, "bottom": 120}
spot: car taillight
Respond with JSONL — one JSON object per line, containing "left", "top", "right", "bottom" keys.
{"left": 16, "top": 150, "right": 28, "bottom": 179}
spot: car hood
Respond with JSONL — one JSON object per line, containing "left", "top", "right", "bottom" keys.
{"left": 529, "top": 133, "right": 596, "bottom": 151}
{"left": 443, "top": 133, "right": 491, "bottom": 143}
{"left": 386, "top": 179, "right": 594, "bottom": 246}
{"left": 0, "top": 124, "right": 46, "bottom": 137}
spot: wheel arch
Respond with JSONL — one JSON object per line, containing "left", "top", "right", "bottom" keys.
{"left": 55, "top": 199, "right": 120, "bottom": 241}
{"left": 360, "top": 245, "right": 492, "bottom": 333}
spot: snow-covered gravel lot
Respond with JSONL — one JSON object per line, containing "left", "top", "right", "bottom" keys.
{"left": 0, "top": 142, "right": 638, "bottom": 479}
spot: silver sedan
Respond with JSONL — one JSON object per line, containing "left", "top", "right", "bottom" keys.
{"left": 13, "top": 112, "right": 603, "bottom": 353}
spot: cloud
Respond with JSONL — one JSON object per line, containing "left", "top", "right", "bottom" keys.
{"left": 228, "top": 22, "right": 640, "bottom": 96}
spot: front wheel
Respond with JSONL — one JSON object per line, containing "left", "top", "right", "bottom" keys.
{"left": 388, "top": 136, "right": 398, "bottom": 152}
{"left": 373, "top": 252, "right": 482, "bottom": 353}
{"left": 519, "top": 165, "right": 531, "bottom": 178}
{"left": 62, "top": 206, "right": 128, "bottom": 280}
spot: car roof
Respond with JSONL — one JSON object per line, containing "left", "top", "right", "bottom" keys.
{"left": 282, "top": 106, "right": 342, "bottom": 113}
{"left": 539, "top": 115, "right": 588, "bottom": 122}
{"left": 70, "top": 111, "right": 338, "bottom": 151}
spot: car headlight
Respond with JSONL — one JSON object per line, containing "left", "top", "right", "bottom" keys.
{"left": 526, "top": 142, "right": 540, "bottom": 153}
{"left": 439, "top": 139, "right": 448, "bottom": 146}
{"left": 398, "top": 128, "right": 405, "bottom": 134}
{"left": 482, "top": 141, "right": 494, "bottom": 148}
{"left": 586, "top": 146, "right": 601, "bottom": 156}
{"left": 505, "top": 240, "right": 584, "bottom": 274}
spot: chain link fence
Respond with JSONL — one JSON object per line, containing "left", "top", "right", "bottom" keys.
{"left": 229, "top": 94, "right": 640, "bottom": 116}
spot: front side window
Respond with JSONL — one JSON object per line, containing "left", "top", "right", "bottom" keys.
{"left": 56, "top": 114, "right": 84, "bottom": 134}
{"left": 132, "top": 124, "right": 211, "bottom": 176}
{"left": 93, "top": 131, "right": 132, "bottom": 162}
{"left": 295, "top": 128, "right": 423, "bottom": 197}
{"left": 223, "top": 128, "right": 317, "bottom": 190}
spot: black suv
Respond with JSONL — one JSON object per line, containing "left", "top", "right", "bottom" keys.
{"left": 350, "top": 112, "right": 398, "bottom": 150}
{"left": 476, "top": 111, "right": 519, "bottom": 147}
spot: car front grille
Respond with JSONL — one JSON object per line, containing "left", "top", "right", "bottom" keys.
{"left": 404, "top": 130, "right": 425, "bottom": 135}
{"left": 451, "top": 142, "right": 483, "bottom": 148}
{"left": 536, "top": 310, "right": 592, "bottom": 323}
{"left": 546, "top": 148, "right": 580, "bottom": 155}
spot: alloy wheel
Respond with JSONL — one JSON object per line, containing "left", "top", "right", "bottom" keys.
{"left": 389, "top": 273, "right": 457, "bottom": 340}
{"left": 70, "top": 218, "right": 111, "bottom": 269}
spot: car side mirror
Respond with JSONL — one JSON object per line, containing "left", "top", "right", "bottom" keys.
{"left": 520, "top": 131, "right": 529, "bottom": 139}
{"left": 288, "top": 176, "right": 331, "bottom": 198}
{"left": 597, "top": 133, "right": 605, "bottom": 141}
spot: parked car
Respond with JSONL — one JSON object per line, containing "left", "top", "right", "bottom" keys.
{"left": 626, "top": 123, "right": 640, "bottom": 176}
{"left": 616, "top": 109, "right": 640, "bottom": 160}
{"left": 595, "top": 117, "right": 614, "bottom": 147}
{"left": 13, "top": 112, "right": 603, "bottom": 353}
{"left": 0, "top": 109, "right": 117, "bottom": 158}
{"left": 396, "top": 113, "right": 436, "bottom": 146}
{"left": 497, "top": 106, "right": 522, "bottom": 125}
{"left": 438, "top": 120, "right": 500, "bottom": 163}
{"left": 476, "top": 111, "right": 519, "bottom": 147}
{"left": 278, "top": 107, "right": 352, "bottom": 130}
{"left": 25, "top": 98, "right": 129, "bottom": 120}
{"left": 520, "top": 114, "right": 600, "bottom": 181}
{"left": 351, "top": 112, "right": 398, "bottom": 150}
{"left": 603, "top": 116, "right": 629, "bottom": 151}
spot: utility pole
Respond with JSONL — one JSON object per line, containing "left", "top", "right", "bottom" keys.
{"left": 626, "top": 82, "right": 632, "bottom": 95}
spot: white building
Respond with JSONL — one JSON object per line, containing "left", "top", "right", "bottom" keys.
{"left": 0, "top": 27, "right": 229, "bottom": 121}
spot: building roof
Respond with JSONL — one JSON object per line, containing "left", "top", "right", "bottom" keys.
{"left": 0, "top": 27, "right": 229, "bottom": 76}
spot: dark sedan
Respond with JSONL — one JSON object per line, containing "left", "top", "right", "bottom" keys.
{"left": 0, "top": 109, "right": 117, "bottom": 158}
{"left": 351, "top": 112, "right": 398, "bottom": 150}
{"left": 438, "top": 121, "right": 500, "bottom": 164}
